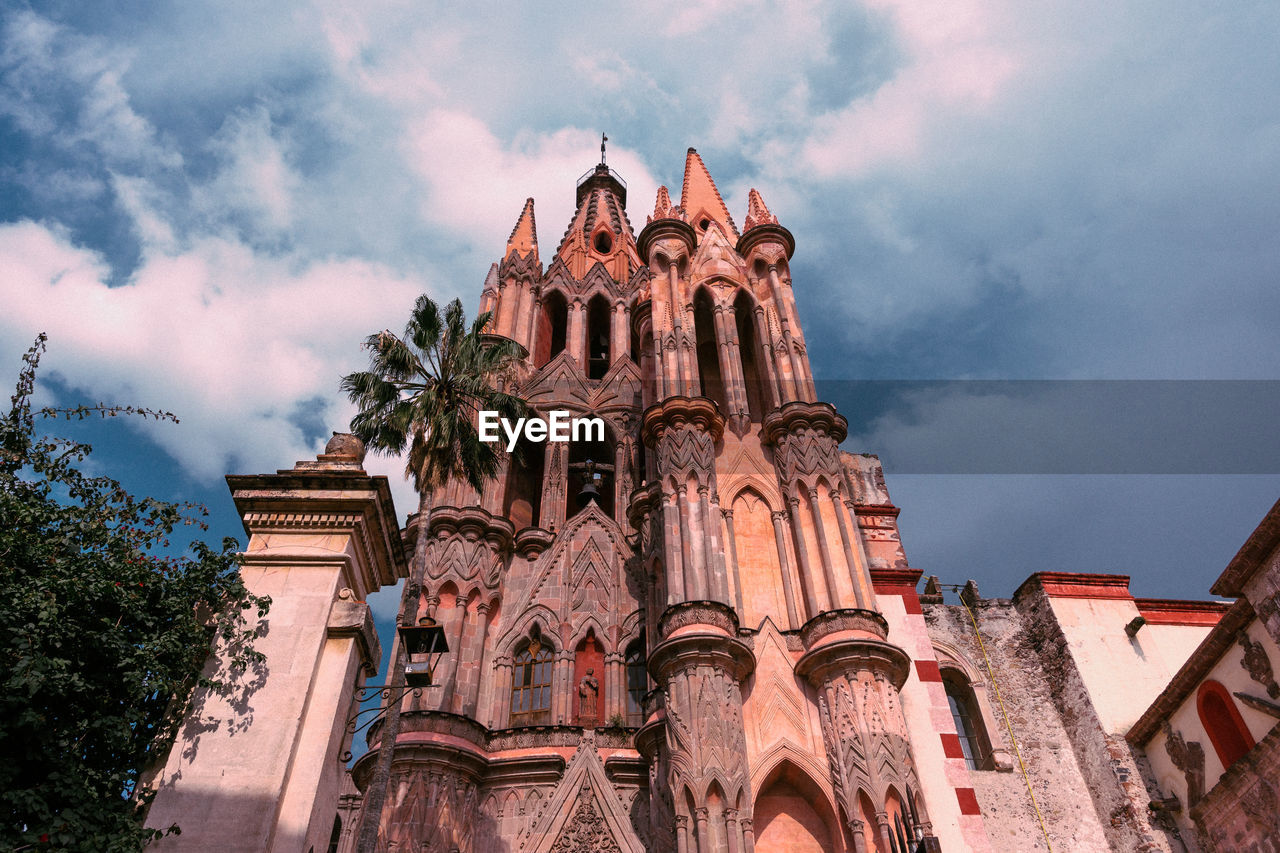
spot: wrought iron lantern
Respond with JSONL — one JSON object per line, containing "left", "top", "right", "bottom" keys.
{"left": 399, "top": 616, "right": 448, "bottom": 688}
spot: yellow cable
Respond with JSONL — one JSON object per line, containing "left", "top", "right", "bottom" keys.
{"left": 958, "top": 592, "right": 1054, "bottom": 852}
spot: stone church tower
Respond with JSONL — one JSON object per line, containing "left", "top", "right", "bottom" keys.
{"left": 353, "top": 149, "right": 947, "bottom": 853}
{"left": 147, "top": 147, "right": 1266, "bottom": 853}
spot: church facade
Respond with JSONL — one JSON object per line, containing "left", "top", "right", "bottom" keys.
{"left": 144, "top": 151, "right": 1280, "bottom": 852}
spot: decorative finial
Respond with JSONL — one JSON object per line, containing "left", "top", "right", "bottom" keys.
{"left": 600, "top": 133, "right": 608, "bottom": 165}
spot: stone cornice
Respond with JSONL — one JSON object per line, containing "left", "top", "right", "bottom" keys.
{"left": 1013, "top": 571, "right": 1133, "bottom": 602}
{"left": 799, "top": 608, "right": 889, "bottom": 649}
{"left": 1212, "top": 496, "right": 1280, "bottom": 596}
{"left": 640, "top": 396, "right": 724, "bottom": 447}
{"left": 227, "top": 469, "right": 404, "bottom": 591}
{"left": 794, "top": 636, "right": 912, "bottom": 689}
{"left": 425, "top": 505, "right": 516, "bottom": 551}
{"left": 637, "top": 217, "right": 696, "bottom": 263}
{"left": 734, "top": 223, "right": 795, "bottom": 260}
{"left": 658, "top": 600, "right": 739, "bottom": 640}
{"left": 761, "top": 400, "right": 848, "bottom": 446}
{"left": 354, "top": 711, "right": 643, "bottom": 791}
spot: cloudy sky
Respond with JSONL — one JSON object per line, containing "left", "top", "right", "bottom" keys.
{"left": 5, "top": 0, "right": 1280, "bottom": 619}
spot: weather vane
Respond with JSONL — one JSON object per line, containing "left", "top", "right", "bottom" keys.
{"left": 601, "top": 133, "right": 608, "bottom": 165}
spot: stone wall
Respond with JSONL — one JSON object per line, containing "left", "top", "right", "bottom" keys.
{"left": 923, "top": 597, "right": 1116, "bottom": 851}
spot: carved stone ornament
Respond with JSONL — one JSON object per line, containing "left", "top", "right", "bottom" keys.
{"left": 549, "top": 784, "right": 623, "bottom": 853}
{"left": 1237, "top": 629, "right": 1280, "bottom": 699}
{"left": 1162, "top": 720, "right": 1205, "bottom": 806}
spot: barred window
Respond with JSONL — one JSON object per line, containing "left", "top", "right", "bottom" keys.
{"left": 511, "top": 639, "right": 554, "bottom": 722}
{"left": 944, "top": 672, "right": 989, "bottom": 771}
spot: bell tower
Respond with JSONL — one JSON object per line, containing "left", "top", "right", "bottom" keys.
{"left": 628, "top": 148, "right": 931, "bottom": 853}
{"left": 352, "top": 147, "right": 952, "bottom": 852}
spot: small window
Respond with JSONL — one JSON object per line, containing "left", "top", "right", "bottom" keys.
{"left": 625, "top": 640, "right": 647, "bottom": 725}
{"left": 944, "top": 672, "right": 990, "bottom": 771}
{"left": 536, "top": 290, "right": 569, "bottom": 367}
{"left": 698, "top": 218, "right": 710, "bottom": 231}
{"left": 511, "top": 638, "right": 554, "bottom": 724}
{"left": 593, "top": 230, "right": 613, "bottom": 254}
{"left": 586, "top": 294, "right": 611, "bottom": 380}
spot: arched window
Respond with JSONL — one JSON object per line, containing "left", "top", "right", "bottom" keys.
{"left": 943, "top": 671, "right": 990, "bottom": 770}
{"left": 625, "top": 640, "right": 647, "bottom": 726}
{"left": 326, "top": 816, "right": 341, "bottom": 853}
{"left": 1197, "top": 679, "right": 1255, "bottom": 769}
{"left": 586, "top": 294, "right": 612, "bottom": 379}
{"left": 692, "top": 289, "right": 726, "bottom": 411}
{"left": 511, "top": 635, "right": 554, "bottom": 725}
{"left": 734, "top": 289, "right": 767, "bottom": 420}
{"left": 535, "top": 290, "right": 568, "bottom": 367}
{"left": 502, "top": 437, "right": 544, "bottom": 530}
{"left": 567, "top": 420, "right": 615, "bottom": 519}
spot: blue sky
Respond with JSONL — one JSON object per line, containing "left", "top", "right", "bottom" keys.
{"left": 5, "top": 0, "right": 1280, "bottom": 631}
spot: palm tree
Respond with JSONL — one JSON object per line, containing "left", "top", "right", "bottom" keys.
{"left": 341, "top": 295, "right": 527, "bottom": 853}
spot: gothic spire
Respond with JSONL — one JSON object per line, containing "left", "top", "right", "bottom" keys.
{"left": 743, "top": 187, "right": 778, "bottom": 231}
{"left": 504, "top": 197, "right": 539, "bottom": 262}
{"left": 679, "top": 148, "right": 738, "bottom": 239}
{"left": 649, "top": 185, "right": 675, "bottom": 223}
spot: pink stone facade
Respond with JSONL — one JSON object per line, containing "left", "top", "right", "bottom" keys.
{"left": 147, "top": 154, "right": 1278, "bottom": 853}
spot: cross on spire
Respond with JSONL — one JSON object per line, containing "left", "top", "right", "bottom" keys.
{"left": 600, "top": 133, "right": 608, "bottom": 165}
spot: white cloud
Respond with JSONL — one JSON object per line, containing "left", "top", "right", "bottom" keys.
{"left": 0, "top": 10, "right": 181, "bottom": 171}
{"left": 0, "top": 218, "right": 426, "bottom": 483}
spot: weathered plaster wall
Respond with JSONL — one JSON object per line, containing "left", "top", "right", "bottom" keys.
{"left": 1014, "top": 582, "right": 1190, "bottom": 852}
{"left": 1044, "top": 594, "right": 1212, "bottom": 735}
{"left": 923, "top": 598, "right": 1115, "bottom": 851}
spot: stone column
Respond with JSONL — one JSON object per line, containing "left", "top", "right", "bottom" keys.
{"left": 753, "top": 306, "right": 782, "bottom": 410}
{"left": 435, "top": 594, "right": 468, "bottom": 713}
{"left": 724, "top": 808, "right": 741, "bottom": 853}
{"left": 490, "top": 654, "right": 513, "bottom": 728}
{"left": 806, "top": 487, "right": 841, "bottom": 611}
{"left": 675, "top": 488, "right": 703, "bottom": 600}
{"left": 740, "top": 816, "right": 755, "bottom": 853}
{"left": 612, "top": 300, "right": 627, "bottom": 368}
{"left": 796, "top": 611, "right": 925, "bottom": 851}
{"left": 641, "top": 602, "right": 754, "bottom": 853}
{"left": 463, "top": 602, "right": 491, "bottom": 716}
{"left": 700, "top": 485, "right": 727, "bottom": 602}
{"left": 833, "top": 493, "right": 870, "bottom": 610}
{"left": 662, "top": 493, "right": 687, "bottom": 606}
{"left": 770, "top": 511, "right": 801, "bottom": 627}
{"left": 722, "top": 508, "right": 745, "bottom": 617}
{"left": 524, "top": 285, "right": 541, "bottom": 354}
{"left": 569, "top": 297, "right": 586, "bottom": 365}
{"left": 147, "top": 437, "right": 401, "bottom": 853}
{"left": 787, "top": 498, "right": 822, "bottom": 617}
{"left": 849, "top": 819, "right": 869, "bottom": 853}
{"left": 713, "top": 304, "right": 748, "bottom": 432}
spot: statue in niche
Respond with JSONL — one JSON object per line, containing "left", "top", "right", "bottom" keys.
{"left": 578, "top": 668, "right": 599, "bottom": 724}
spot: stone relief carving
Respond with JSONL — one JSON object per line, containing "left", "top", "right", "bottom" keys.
{"left": 771, "top": 427, "right": 843, "bottom": 488}
{"left": 1162, "top": 721, "right": 1205, "bottom": 805}
{"left": 1236, "top": 629, "right": 1280, "bottom": 698}
{"left": 656, "top": 425, "right": 715, "bottom": 486}
{"left": 549, "top": 785, "right": 622, "bottom": 853}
